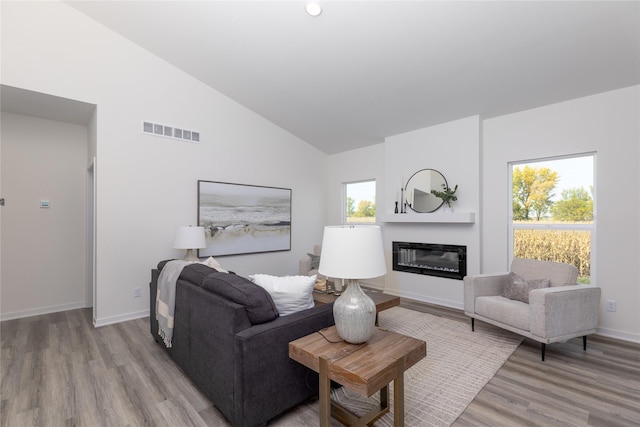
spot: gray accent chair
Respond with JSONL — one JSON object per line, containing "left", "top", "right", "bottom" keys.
{"left": 464, "top": 258, "right": 601, "bottom": 361}
{"left": 299, "top": 244, "right": 322, "bottom": 277}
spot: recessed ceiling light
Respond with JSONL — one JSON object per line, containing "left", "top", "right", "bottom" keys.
{"left": 305, "top": 2, "right": 322, "bottom": 17}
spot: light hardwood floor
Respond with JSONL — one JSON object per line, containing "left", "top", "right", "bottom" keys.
{"left": 1, "top": 301, "right": 639, "bottom": 426}
{"left": 403, "top": 301, "right": 640, "bottom": 427}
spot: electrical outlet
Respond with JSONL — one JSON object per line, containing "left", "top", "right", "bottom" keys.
{"left": 134, "top": 287, "right": 142, "bottom": 298}
{"left": 606, "top": 300, "right": 617, "bottom": 312}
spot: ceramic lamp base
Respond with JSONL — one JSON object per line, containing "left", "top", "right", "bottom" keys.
{"left": 333, "top": 280, "right": 376, "bottom": 344}
{"left": 183, "top": 249, "right": 199, "bottom": 262}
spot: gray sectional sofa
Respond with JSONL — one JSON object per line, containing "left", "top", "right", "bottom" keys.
{"left": 149, "top": 261, "right": 335, "bottom": 427}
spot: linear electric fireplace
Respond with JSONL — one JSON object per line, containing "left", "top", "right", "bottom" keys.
{"left": 392, "top": 241, "right": 467, "bottom": 280}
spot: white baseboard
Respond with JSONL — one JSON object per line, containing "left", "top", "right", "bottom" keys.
{"left": 0, "top": 301, "right": 87, "bottom": 321}
{"left": 0, "top": 304, "right": 150, "bottom": 328}
{"left": 94, "top": 309, "right": 149, "bottom": 328}
{"left": 597, "top": 327, "right": 640, "bottom": 344}
{"left": 363, "top": 285, "right": 464, "bottom": 311}
{"left": 360, "top": 281, "right": 385, "bottom": 292}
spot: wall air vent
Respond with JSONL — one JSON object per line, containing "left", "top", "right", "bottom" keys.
{"left": 142, "top": 121, "right": 200, "bottom": 143}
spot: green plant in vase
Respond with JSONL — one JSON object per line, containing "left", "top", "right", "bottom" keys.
{"left": 431, "top": 183, "right": 458, "bottom": 210}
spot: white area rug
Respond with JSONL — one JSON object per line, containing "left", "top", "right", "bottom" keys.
{"left": 330, "top": 307, "right": 523, "bottom": 427}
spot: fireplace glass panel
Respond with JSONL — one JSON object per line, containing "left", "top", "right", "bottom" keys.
{"left": 392, "top": 241, "right": 467, "bottom": 280}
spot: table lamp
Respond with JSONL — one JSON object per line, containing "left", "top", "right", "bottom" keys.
{"left": 173, "top": 226, "right": 206, "bottom": 262}
{"left": 318, "top": 225, "right": 387, "bottom": 343}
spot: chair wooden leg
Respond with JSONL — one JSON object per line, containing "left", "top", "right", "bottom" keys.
{"left": 583, "top": 335, "right": 587, "bottom": 351}
{"left": 541, "top": 343, "right": 546, "bottom": 361}
{"left": 471, "top": 318, "right": 475, "bottom": 332}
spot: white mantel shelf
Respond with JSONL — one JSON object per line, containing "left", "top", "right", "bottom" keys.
{"left": 380, "top": 212, "right": 475, "bottom": 224}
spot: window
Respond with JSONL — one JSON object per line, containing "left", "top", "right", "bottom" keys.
{"left": 509, "top": 154, "right": 595, "bottom": 284}
{"left": 344, "top": 180, "right": 376, "bottom": 223}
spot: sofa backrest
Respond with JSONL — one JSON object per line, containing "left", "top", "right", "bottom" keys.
{"left": 164, "top": 262, "right": 280, "bottom": 325}
{"left": 511, "top": 257, "right": 578, "bottom": 287}
{"left": 201, "top": 272, "right": 279, "bottom": 324}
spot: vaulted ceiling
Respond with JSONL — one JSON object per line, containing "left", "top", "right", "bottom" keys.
{"left": 67, "top": 1, "right": 640, "bottom": 154}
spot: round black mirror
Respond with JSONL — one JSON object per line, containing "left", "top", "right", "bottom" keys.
{"left": 405, "top": 169, "right": 447, "bottom": 213}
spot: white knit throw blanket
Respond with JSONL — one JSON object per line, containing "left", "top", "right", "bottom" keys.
{"left": 156, "top": 260, "right": 192, "bottom": 348}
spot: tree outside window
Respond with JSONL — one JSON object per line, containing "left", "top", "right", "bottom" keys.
{"left": 344, "top": 180, "right": 376, "bottom": 223}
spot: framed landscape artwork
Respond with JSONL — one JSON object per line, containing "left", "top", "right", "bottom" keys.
{"left": 197, "top": 180, "right": 292, "bottom": 257}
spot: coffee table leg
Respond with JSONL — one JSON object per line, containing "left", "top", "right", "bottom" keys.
{"left": 394, "top": 358, "right": 405, "bottom": 427}
{"left": 319, "top": 356, "right": 331, "bottom": 427}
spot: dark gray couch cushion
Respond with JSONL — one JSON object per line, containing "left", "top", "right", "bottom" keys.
{"left": 202, "top": 272, "right": 279, "bottom": 324}
{"left": 150, "top": 264, "right": 335, "bottom": 426}
{"left": 180, "top": 263, "right": 218, "bottom": 285}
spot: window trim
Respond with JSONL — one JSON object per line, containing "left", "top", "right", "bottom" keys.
{"left": 342, "top": 179, "right": 377, "bottom": 224}
{"left": 508, "top": 153, "right": 596, "bottom": 285}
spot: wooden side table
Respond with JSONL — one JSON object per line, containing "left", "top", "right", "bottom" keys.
{"left": 289, "top": 326, "right": 426, "bottom": 426}
{"left": 313, "top": 291, "right": 400, "bottom": 326}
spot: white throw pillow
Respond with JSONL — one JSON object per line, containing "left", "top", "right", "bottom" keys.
{"left": 201, "top": 256, "right": 228, "bottom": 273}
{"left": 249, "top": 274, "right": 316, "bottom": 316}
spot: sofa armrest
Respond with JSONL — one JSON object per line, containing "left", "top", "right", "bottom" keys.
{"left": 299, "top": 245, "right": 321, "bottom": 276}
{"left": 236, "top": 302, "right": 334, "bottom": 342}
{"left": 233, "top": 303, "right": 335, "bottom": 426}
{"left": 529, "top": 285, "right": 601, "bottom": 340}
{"left": 464, "top": 272, "right": 510, "bottom": 314}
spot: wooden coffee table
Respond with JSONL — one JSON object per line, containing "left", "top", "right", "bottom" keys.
{"left": 313, "top": 290, "right": 400, "bottom": 325}
{"left": 289, "top": 326, "right": 426, "bottom": 427}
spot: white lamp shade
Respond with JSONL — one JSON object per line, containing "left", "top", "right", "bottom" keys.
{"left": 318, "top": 225, "right": 386, "bottom": 279}
{"left": 173, "top": 226, "right": 207, "bottom": 249}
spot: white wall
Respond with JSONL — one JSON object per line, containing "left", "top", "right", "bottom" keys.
{"left": 1, "top": 1, "right": 328, "bottom": 325}
{"left": 330, "top": 92, "right": 640, "bottom": 342}
{"left": 326, "top": 143, "right": 386, "bottom": 288}
{"left": 383, "top": 116, "right": 481, "bottom": 307}
{"left": 1, "top": 112, "right": 88, "bottom": 318}
{"left": 483, "top": 86, "right": 640, "bottom": 342}
{"left": 326, "top": 143, "right": 386, "bottom": 226}
{"left": 328, "top": 117, "right": 481, "bottom": 307}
